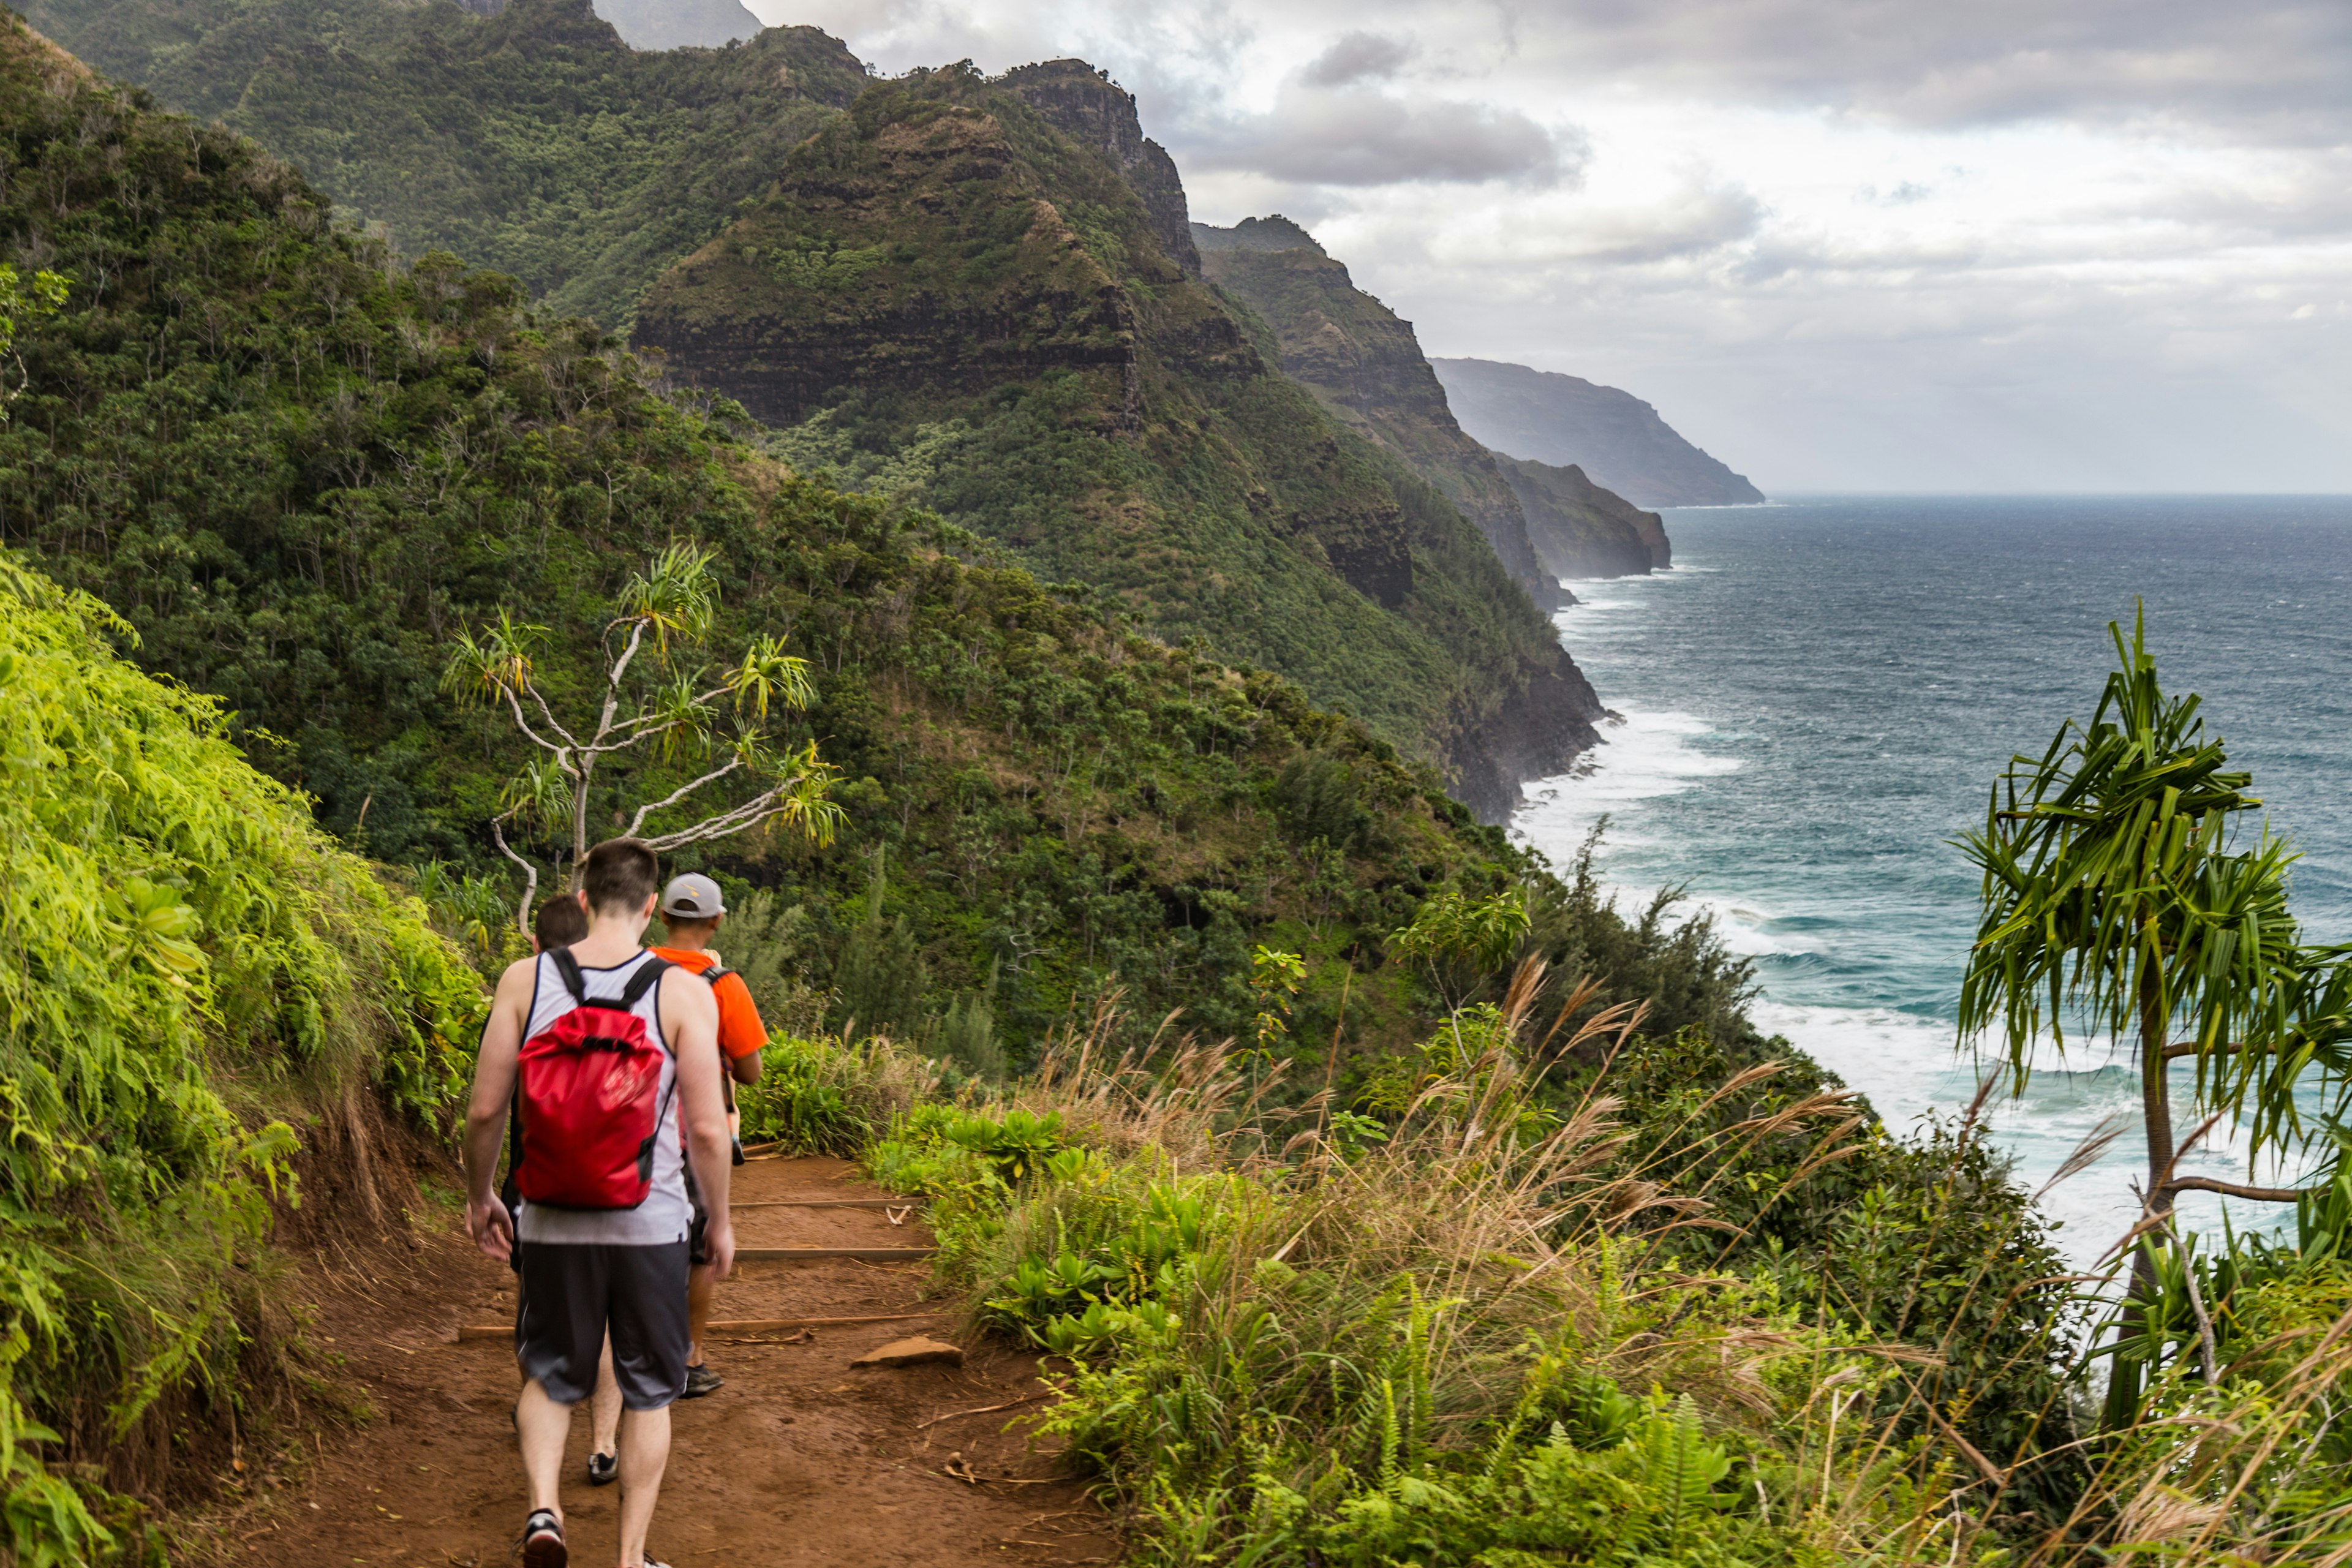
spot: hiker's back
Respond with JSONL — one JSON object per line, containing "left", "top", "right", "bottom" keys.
{"left": 515, "top": 948, "right": 690, "bottom": 1247}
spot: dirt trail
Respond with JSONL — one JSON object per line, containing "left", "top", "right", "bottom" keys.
{"left": 203, "top": 1158, "right": 1119, "bottom": 1567}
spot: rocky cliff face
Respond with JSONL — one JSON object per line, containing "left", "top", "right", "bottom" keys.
{"left": 1195, "top": 217, "right": 1569, "bottom": 612}
{"left": 1001, "top": 60, "right": 1199, "bottom": 277}
{"left": 634, "top": 66, "right": 1603, "bottom": 818}
{"left": 1432, "top": 357, "right": 1764, "bottom": 508}
{"left": 1500, "top": 456, "right": 1672, "bottom": 580}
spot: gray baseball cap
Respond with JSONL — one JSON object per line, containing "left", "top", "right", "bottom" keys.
{"left": 660, "top": 873, "right": 727, "bottom": 920}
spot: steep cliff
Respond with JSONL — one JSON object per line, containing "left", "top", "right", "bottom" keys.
{"left": 1195, "top": 216, "right": 1569, "bottom": 612}
{"left": 14, "top": 0, "right": 868, "bottom": 328}
{"left": 634, "top": 64, "right": 1602, "bottom": 817}
{"left": 1432, "top": 356, "right": 1765, "bottom": 508}
{"left": 1501, "top": 456, "right": 1673, "bottom": 579}
{"left": 1001, "top": 59, "right": 1200, "bottom": 277}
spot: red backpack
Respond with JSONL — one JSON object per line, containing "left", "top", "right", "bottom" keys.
{"left": 511, "top": 950, "right": 674, "bottom": 1210}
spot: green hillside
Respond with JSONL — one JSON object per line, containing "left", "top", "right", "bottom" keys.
{"left": 635, "top": 64, "right": 1602, "bottom": 818}
{"left": 0, "top": 10, "right": 1622, "bottom": 1069}
{"left": 16, "top": 0, "right": 867, "bottom": 330}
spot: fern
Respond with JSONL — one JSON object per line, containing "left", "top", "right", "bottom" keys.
{"left": 1637, "top": 1395, "right": 1733, "bottom": 1548}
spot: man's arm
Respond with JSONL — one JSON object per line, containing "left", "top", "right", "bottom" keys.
{"left": 716, "top": 973, "right": 764, "bottom": 1085}
{"left": 665, "top": 967, "right": 733, "bottom": 1278}
{"left": 462, "top": 959, "right": 537, "bottom": 1261}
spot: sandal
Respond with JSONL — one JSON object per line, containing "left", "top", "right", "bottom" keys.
{"left": 519, "top": 1507, "right": 566, "bottom": 1567}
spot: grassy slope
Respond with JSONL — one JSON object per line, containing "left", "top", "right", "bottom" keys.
{"left": 15, "top": 0, "right": 868, "bottom": 330}
{"left": 634, "top": 67, "right": 1600, "bottom": 814}
{"left": 0, "top": 14, "right": 1559, "bottom": 1068}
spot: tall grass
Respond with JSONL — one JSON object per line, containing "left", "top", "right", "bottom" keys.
{"left": 832, "top": 974, "right": 2079, "bottom": 1564}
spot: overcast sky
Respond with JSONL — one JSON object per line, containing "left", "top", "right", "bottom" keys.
{"left": 745, "top": 0, "right": 2352, "bottom": 493}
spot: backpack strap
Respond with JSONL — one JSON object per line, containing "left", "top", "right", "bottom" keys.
{"left": 549, "top": 947, "right": 589, "bottom": 1007}
{"left": 700, "top": 963, "right": 732, "bottom": 986}
{"left": 618, "top": 953, "right": 671, "bottom": 1009}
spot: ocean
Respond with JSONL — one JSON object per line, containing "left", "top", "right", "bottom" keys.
{"left": 1512, "top": 494, "right": 2352, "bottom": 1269}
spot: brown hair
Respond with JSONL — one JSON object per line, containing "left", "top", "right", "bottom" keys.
{"left": 533, "top": 894, "right": 589, "bottom": 951}
{"left": 580, "top": 839, "right": 660, "bottom": 917}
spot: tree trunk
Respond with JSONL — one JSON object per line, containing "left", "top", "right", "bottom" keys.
{"left": 2106, "top": 960, "right": 2174, "bottom": 1427}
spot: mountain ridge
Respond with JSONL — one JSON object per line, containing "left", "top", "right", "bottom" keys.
{"left": 1433, "top": 355, "right": 1766, "bottom": 508}
{"left": 1193, "top": 216, "right": 1572, "bottom": 610}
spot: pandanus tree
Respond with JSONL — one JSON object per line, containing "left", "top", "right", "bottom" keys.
{"left": 443, "top": 544, "right": 845, "bottom": 930}
{"left": 1958, "top": 613, "right": 2352, "bottom": 1421}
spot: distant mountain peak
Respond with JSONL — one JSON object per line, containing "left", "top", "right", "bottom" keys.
{"left": 1193, "top": 215, "right": 1325, "bottom": 257}
{"left": 592, "top": 0, "right": 762, "bottom": 50}
{"left": 1430, "top": 357, "right": 1763, "bottom": 509}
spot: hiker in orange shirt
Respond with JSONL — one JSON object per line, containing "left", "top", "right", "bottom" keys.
{"left": 651, "top": 873, "right": 767, "bottom": 1399}
{"left": 581, "top": 874, "right": 767, "bottom": 1477}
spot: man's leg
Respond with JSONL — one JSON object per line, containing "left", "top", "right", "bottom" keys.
{"left": 590, "top": 1333, "right": 622, "bottom": 1462}
{"left": 687, "top": 1264, "right": 712, "bottom": 1367}
{"left": 515, "top": 1378, "right": 573, "bottom": 1518}
{"left": 605, "top": 1240, "right": 691, "bottom": 1567}
{"left": 615, "top": 1406, "right": 673, "bottom": 1567}
{"left": 513, "top": 1238, "right": 607, "bottom": 1556}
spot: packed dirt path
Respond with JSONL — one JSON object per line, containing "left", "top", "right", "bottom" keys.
{"left": 200, "top": 1157, "right": 1121, "bottom": 1567}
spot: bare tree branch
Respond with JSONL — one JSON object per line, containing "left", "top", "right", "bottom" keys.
{"left": 625, "top": 755, "right": 746, "bottom": 837}
{"left": 492, "top": 818, "right": 539, "bottom": 938}
{"left": 498, "top": 682, "right": 575, "bottom": 762}
{"left": 2160, "top": 1175, "right": 2304, "bottom": 1203}
{"left": 639, "top": 778, "right": 815, "bottom": 853}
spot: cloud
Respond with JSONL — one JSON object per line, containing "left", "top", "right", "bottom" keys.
{"left": 1301, "top": 31, "right": 1412, "bottom": 87}
{"left": 1189, "top": 83, "right": 1582, "bottom": 188}
{"left": 741, "top": 0, "right": 2352, "bottom": 490}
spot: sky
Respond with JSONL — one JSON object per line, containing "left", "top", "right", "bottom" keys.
{"left": 741, "top": 0, "right": 2352, "bottom": 494}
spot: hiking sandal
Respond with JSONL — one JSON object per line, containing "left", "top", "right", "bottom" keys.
{"left": 519, "top": 1507, "right": 566, "bottom": 1567}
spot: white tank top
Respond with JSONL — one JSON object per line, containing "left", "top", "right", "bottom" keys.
{"left": 514, "top": 949, "right": 692, "bottom": 1248}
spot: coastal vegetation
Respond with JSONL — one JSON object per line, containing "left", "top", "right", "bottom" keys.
{"left": 2, "top": 6, "right": 2351, "bottom": 1567}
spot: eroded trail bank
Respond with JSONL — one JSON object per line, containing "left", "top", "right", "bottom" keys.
{"left": 190, "top": 1158, "right": 1118, "bottom": 1566}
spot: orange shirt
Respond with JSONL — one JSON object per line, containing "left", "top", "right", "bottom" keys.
{"left": 652, "top": 947, "right": 767, "bottom": 1061}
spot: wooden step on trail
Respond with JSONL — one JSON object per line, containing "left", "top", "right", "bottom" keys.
{"left": 454, "top": 1309, "right": 948, "bottom": 1344}
{"left": 731, "top": 1196, "right": 926, "bottom": 1210}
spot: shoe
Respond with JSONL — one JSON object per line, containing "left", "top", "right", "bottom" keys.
{"left": 586, "top": 1449, "right": 618, "bottom": 1487}
{"left": 731, "top": 1135, "right": 745, "bottom": 1167}
{"left": 679, "top": 1363, "right": 723, "bottom": 1399}
{"left": 519, "top": 1508, "right": 565, "bottom": 1568}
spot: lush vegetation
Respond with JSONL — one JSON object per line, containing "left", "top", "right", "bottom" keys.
{"left": 0, "top": 12, "right": 1594, "bottom": 1075}
{"left": 0, "top": 551, "right": 484, "bottom": 1560}
{"left": 15, "top": 0, "right": 867, "bottom": 331}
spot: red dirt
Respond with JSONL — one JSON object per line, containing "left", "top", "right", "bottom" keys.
{"left": 187, "top": 1158, "right": 1120, "bottom": 1567}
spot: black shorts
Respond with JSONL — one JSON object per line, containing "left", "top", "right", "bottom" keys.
{"left": 514, "top": 1240, "right": 690, "bottom": 1411}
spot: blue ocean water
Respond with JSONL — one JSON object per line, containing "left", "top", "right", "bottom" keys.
{"left": 1512, "top": 494, "right": 2352, "bottom": 1267}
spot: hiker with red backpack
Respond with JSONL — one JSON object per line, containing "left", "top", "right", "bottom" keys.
{"left": 465, "top": 839, "right": 733, "bottom": 1568}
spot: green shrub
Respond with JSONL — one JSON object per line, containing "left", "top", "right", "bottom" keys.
{"left": 734, "top": 1033, "right": 936, "bottom": 1158}
{"left": 0, "top": 551, "right": 483, "bottom": 1553}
